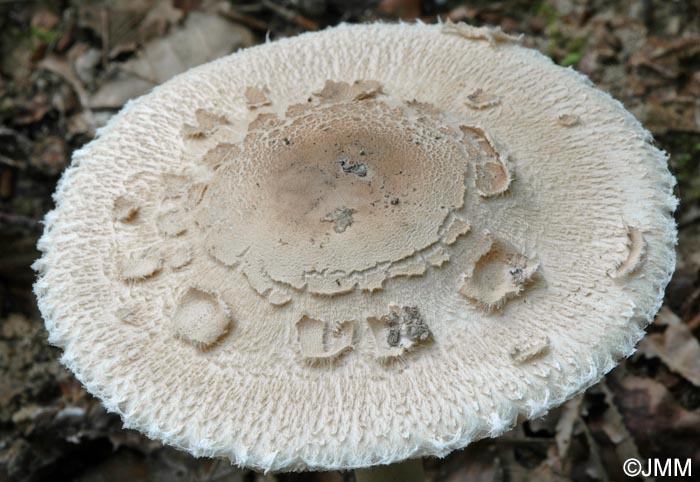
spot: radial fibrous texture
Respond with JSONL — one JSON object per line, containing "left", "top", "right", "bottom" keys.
{"left": 33, "top": 22, "right": 676, "bottom": 472}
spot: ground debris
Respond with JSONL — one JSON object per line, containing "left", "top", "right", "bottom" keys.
{"left": 90, "top": 12, "right": 254, "bottom": 108}
{"left": 1, "top": 1, "right": 699, "bottom": 481}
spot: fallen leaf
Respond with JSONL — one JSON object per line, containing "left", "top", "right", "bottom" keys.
{"left": 638, "top": 308, "right": 700, "bottom": 387}
{"left": 38, "top": 55, "right": 94, "bottom": 128}
{"left": 90, "top": 12, "right": 253, "bottom": 109}
{"left": 555, "top": 396, "right": 582, "bottom": 459}
{"left": 379, "top": 0, "right": 421, "bottom": 20}
{"left": 608, "top": 371, "right": 700, "bottom": 467}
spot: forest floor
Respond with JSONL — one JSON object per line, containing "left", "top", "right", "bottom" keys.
{"left": 1, "top": 1, "right": 699, "bottom": 481}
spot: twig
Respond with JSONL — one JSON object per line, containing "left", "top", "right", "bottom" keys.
{"left": 101, "top": 6, "right": 110, "bottom": 68}
{"left": 38, "top": 55, "right": 96, "bottom": 132}
{"left": 0, "top": 168, "right": 13, "bottom": 199}
{"left": 578, "top": 414, "right": 611, "bottom": 482}
{"left": 0, "top": 154, "right": 25, "bottom": 169}
{"left": 262, "top": 0, "right": 320, "bottom": 31}
{"left": 688, "top": 313, "right": 700, "bottom": 332}
{"left": 218, "top": 3, "right": 269, "bottom": 32}
{"left": 0, "top": 211, "right": 42, "bottom": 231}
{"left": 600, "top": 382, "right": 654, "bottom": 482}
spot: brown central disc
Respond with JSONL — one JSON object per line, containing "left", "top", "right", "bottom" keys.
{"left": 199, "top": 96, "right": 476, "bottom": 290}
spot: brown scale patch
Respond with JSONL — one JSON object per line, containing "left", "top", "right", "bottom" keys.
{"left": 460, "top": 126, "right": 499, "bottom": 158}
{"left": 205, "top": 226, "right": 247, "bottom": 267}
{"left": 557, "top": 114, "right": 582, "bottom": 127}
{"left": 461, "top": 125, "right": 512, "bottom": 197}
{"left": 296, "top": 316, "right": 356, "bottom": 363}
{"left": 388, "top": 257, "right": 427, "bottom": 278}
{"left": 245, "top": 86, "right": 271, "bottom": 109}
{"left": 442, "top": 20, "right": 523, "bottom": 46}
{"left": 610, "top": 226, "right": 646, "bottom": 278}
{"left": 171, "top": 287, "right": 230, "bottom": 348}
{"left": 305, "top": 271, "right": 357, "bottom": 295}
{"left": 465, "top": 88, "right": 501, "bottom": 110}
{"left": 423, "top": 245, "right": 450, "bottom": 267}
{"left": 248, "top": 112, "right": 281, "bottom": 132}
{"left": 267, "top": 289, "right": 292, "bottom": 306}
{"left": 161, "top": 174, "right": 193, "bottom": 200}
{"left": 459, "top": 237, "right": 538, "bottom": 309}
{"left": 313, "top": 80, "right": 383, "bottom": 102}
{"left": 199, "top": 86, "right": 478, "bottom": 293}
{"left": 357, "top": 270, "right": 387, "bottom": 292}
{"left": 118, "top": 250, "right": 162, "bottom": 281}
{"left": 168, "top": 245, "right": 192, "bottom": 269}
{"left": 475, "top": 162, "right": 511, "bottom": 197}
{"left": 236, "top": 257, "right": 293, "bottom": 305}
{"left": 113, "top": 195, "right": 139, "bottom": 222}
{"left": 201, "top": 143, "right": 241, "bottom": 170}
{"left": 509, "top": 335, "right": 550, "bottom": 364}
{"left": 182, "top": 109, "right": 229, "bottom": 139}
{"left": 156, "top": 209, "right": 189, "bottom": 237}
{"left": 441, "top": 215, "right": 471, "bottom": 245}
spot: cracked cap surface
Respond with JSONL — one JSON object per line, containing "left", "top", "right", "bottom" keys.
{"left": 34, "top": 22, "right": 676, "bottom": 471}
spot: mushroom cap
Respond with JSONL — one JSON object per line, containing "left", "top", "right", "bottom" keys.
{"left": 34, "top": 23, "right": 677, "bottom": 471}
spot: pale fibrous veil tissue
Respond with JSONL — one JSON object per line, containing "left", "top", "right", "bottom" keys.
{"left": 33, "top": 22, "right": 677, "bottom": 472}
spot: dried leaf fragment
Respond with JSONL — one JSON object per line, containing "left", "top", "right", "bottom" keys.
{"left": 245, "top": 86, "right": 272, "bottom": 109}
{"left": 465, "top": 89, "right": 501, "bottom": 109}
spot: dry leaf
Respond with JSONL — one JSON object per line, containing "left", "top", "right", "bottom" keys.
{"left": 90, "top": 12, "right": 253, "bottom": 109}
{"left": 608, "top": 371, "right": 700, "bottom": 467}
{"left": 638, "top": 307, "right": 700, "bottom": 387}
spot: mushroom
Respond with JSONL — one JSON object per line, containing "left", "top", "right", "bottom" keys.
{"left": 33, "top": 22, "right": 676, "bottom": 480}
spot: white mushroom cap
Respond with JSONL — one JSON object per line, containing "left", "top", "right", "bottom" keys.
{"left": 33, "top": 22, "right": 677, "bottom": 471}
